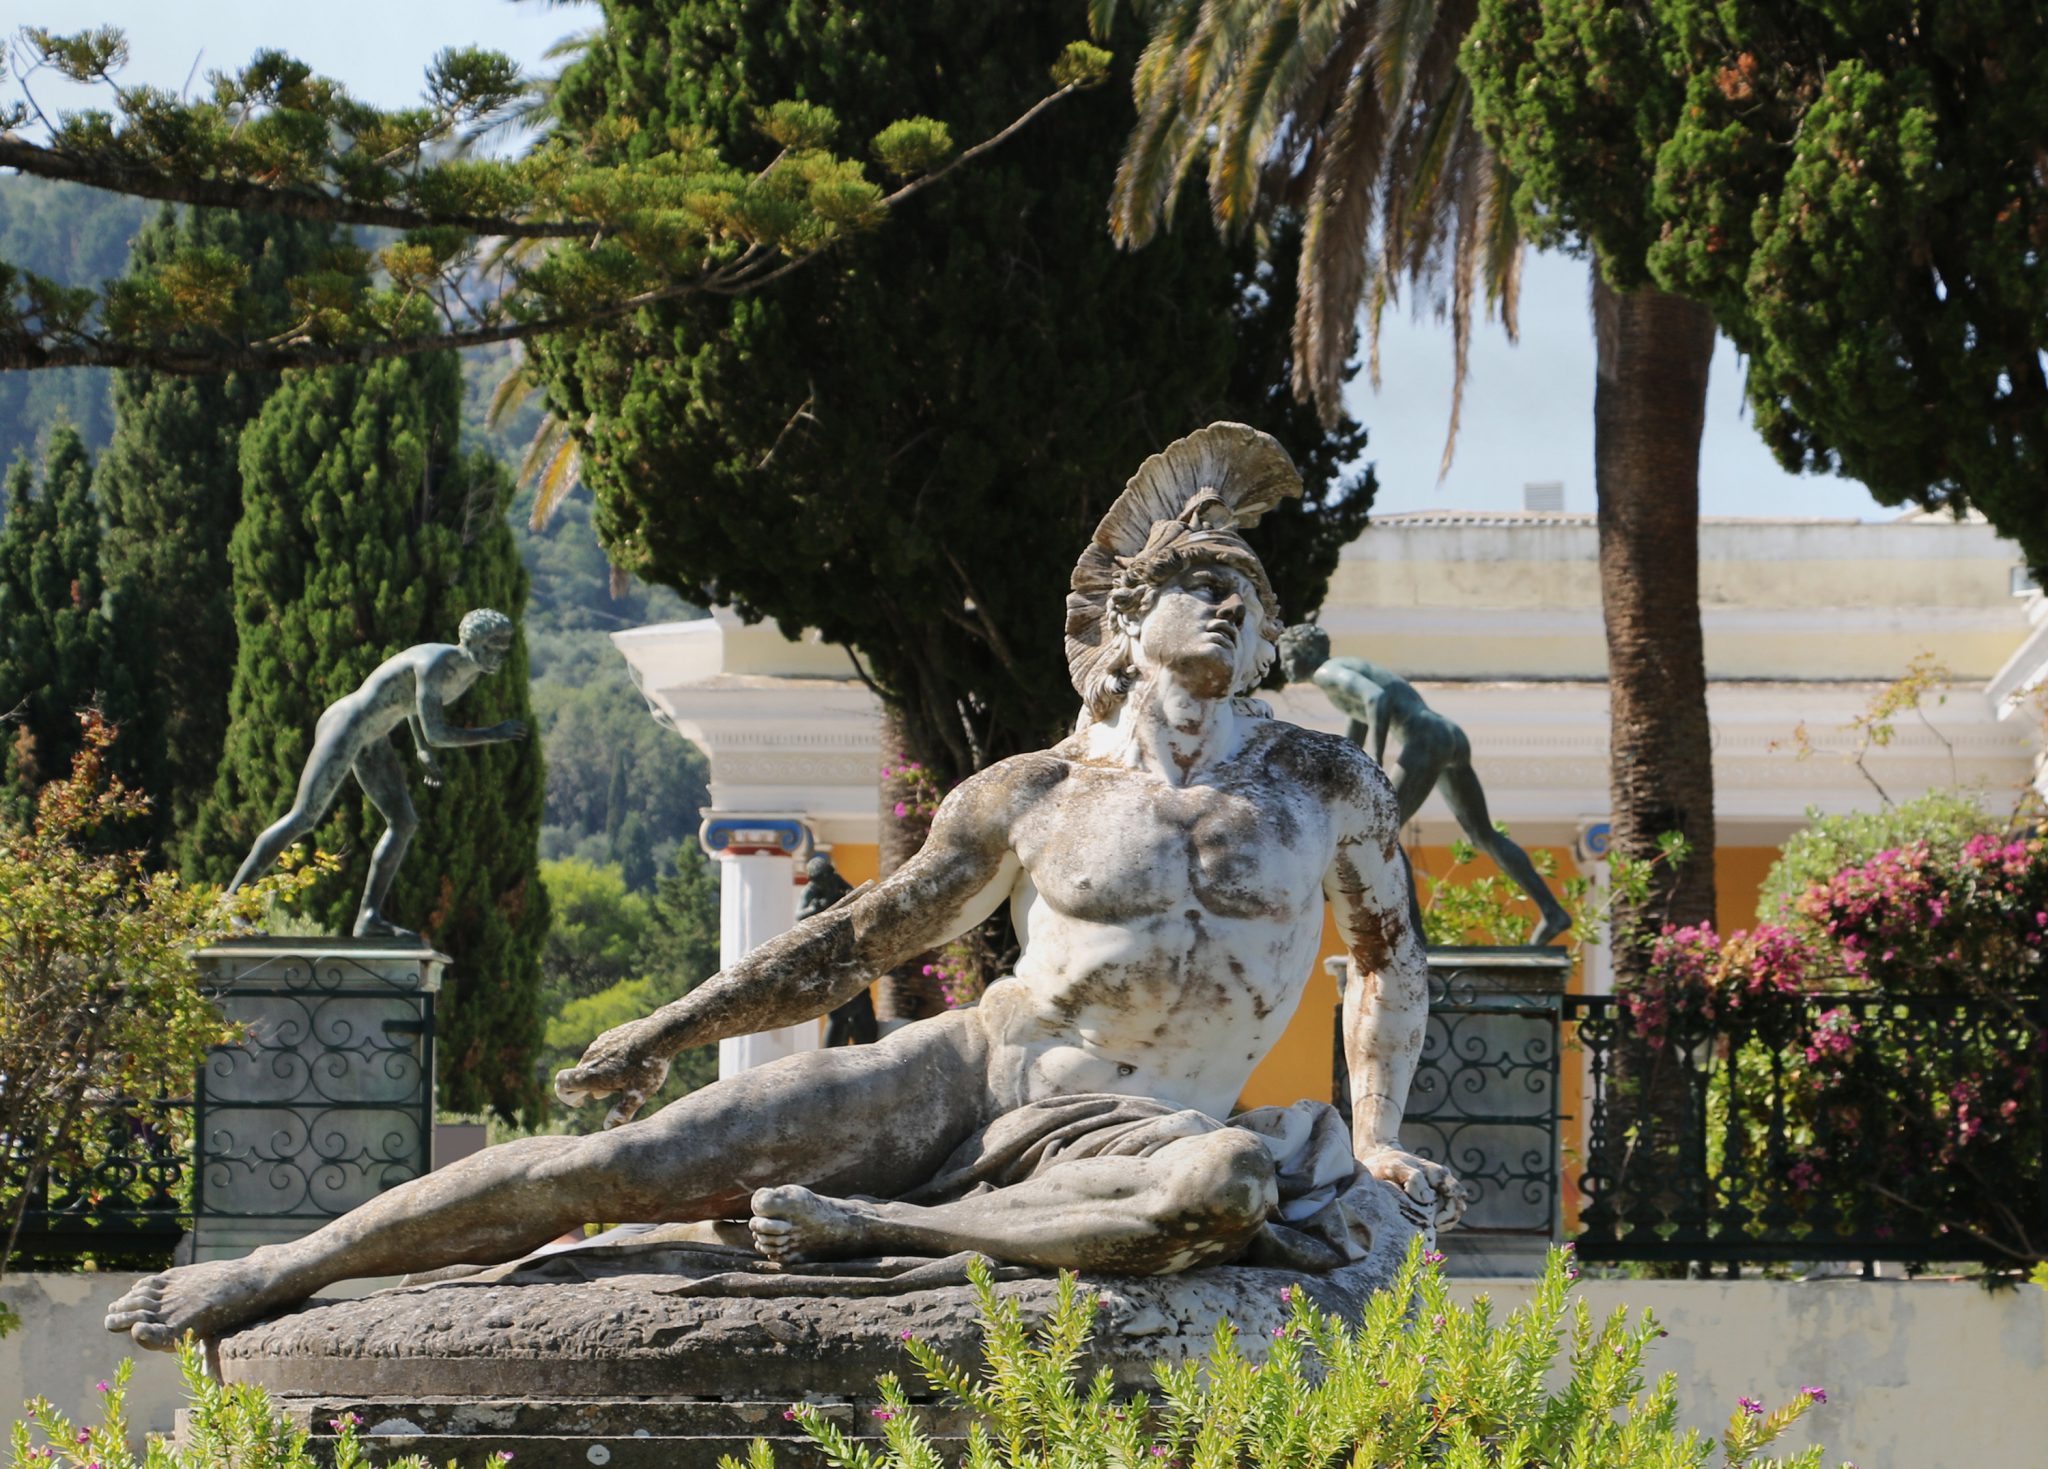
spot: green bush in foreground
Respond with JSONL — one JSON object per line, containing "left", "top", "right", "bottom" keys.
{"left": 772, "top": 1244, "right": 1832, "bottom": 1469}
{"left": 12, "top": 1246, "right": 1834, "bottom": 1469}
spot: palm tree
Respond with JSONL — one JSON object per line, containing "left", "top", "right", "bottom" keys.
{"left": 1100, "top": 0, "right": 1717, "bottom": 970}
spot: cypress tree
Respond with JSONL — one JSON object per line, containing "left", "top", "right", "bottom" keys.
{"left": 97, "top": 206, "right": 340, "bottom": 857}
{"left": 189, "top": 353, "right": 550, "bottom": 1120}
{"left": 0, "top": 425, "right": 133, "bottom": 822}
{"left": 536, "top": 0, "right": 1374, "bottom": 780}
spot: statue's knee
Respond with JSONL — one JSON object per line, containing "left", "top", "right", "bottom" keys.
{"left": 1160, "top": 1130, "right": 1277, "bottom": 1236}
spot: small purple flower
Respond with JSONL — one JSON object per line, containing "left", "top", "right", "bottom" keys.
{"left": 783, "top": 1408, "right": 799, "bottom": 1422}
{"left": 1430, "top": 1314, "right": 1445, "bottom": 1331}
{"left": 1802, "top": 1386, "right": 1827, "bottom": 1404}
{"left": 870, "top": 1408, "right": 896, "bottom": 1422}
{"left": 95, "top": 1381, "right": 110, "bottom": 1394}
{"left": 1279, "top": 1286, "right": 1293, "bottom": 1304}
{"left": 1271, "top": 1325, "right": 1286, "bottom": 1339}
{"left": 899, "top": 1330, "right": 913, "bottom": 1341}
{"left": 1422, "top": 1249, "right": 1446, "bottom": 1266}
{"left": 1738, "top": 1397, "right": 1764, "bottom": 1417}
{"left": 1151, "top": 1445, "right": 1170, "bottom": 1457}
{"left": 76, "top": 1432, "right": 91, "bottom": 1446}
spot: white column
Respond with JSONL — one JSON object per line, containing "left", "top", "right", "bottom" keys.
{"left": 701, "top": 814, "right": 821, "bottom": 1077}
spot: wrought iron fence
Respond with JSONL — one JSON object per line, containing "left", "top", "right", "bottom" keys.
{"left": 193, "top": 944, "right": 436, "bottom": 1230}
{"left": 1336, "top": 948, "right": 1570, "bottom": 1256}
{"left": 5, "top": 1094, "right": 193, "bottom": 1270}
{"left": 1567, "top": 990, "right": 2048, "bottom": 1268}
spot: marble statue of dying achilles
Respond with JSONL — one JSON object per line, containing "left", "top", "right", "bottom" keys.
{"left": 1278, "top": 624, "right": 1572, "bottom": 947}
{"left": 108, "top": 423, "right": 1465, "bottom": 1350}
{"left": 222, "top": 609, "right": 528, "bottom": 940}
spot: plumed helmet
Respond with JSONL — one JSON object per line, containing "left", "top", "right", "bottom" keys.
{"left": 1064, "top": 423, "right": 1301, "bottom": 715}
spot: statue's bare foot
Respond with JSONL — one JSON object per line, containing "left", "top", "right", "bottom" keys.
{"left": 352, "top": 912, "right": 420, "bottom": 942}
{"left": 1532, "top": 910, "right": 1572, "bottom": 947}
{"left": 104, "top": 1255, "right": 305, "bottom": 1350}
{"left": 748, "top": 1185, "right": 878, "bottom": 1264}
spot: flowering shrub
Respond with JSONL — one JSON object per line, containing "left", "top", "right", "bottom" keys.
{"left": 881, "top": 761, "right": 944, "bottom": 827}
{"left": 921, "top": 936, "right": 988, "bottom": 1010}
{"left": 1614, "top": 833, "right": 2046, "bottom": 1264}
{"left": 764, "top": 1244, "right": 1836, "bottom": 1469}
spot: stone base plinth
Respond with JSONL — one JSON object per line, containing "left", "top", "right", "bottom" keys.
{"left": 207, "top": 1395, "right": 973, "bottom": 1469}
{"left": 212, "top": 1183, "right": 1429, "bottom": 1466}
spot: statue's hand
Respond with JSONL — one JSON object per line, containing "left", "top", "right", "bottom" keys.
{"left": 554, "top": 1020, "right": 670, "bottom": 1128}
{"left": 1360, "top": 1144, "right": 1470, "bottom": 1230}
{"left": 416, "top": 748, "right": 445, "bottom": 788}
{"left": 492, "top": 720, "right": 530, "bottom": 744}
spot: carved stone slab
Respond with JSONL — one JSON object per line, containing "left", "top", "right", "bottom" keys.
{"left": 213, "top": 1181, "right": 1427, "bottom": 1467}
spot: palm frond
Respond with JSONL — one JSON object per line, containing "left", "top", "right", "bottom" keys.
{"left": 521, "top": 413, "right": 587, "bottom": 531}
{"left": 1112, "top": 1, "right": 1209, "bottom": 244}
{"left": 485, "top": 349, "right": 537, "bottom": 431}
{"left": 1293, "top": 49, "right": 1383, "bottom": 423}
{"left": 1208, "top": 8, "right": 1300, "bottom": 235}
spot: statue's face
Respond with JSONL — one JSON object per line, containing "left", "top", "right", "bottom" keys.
{"left": 1131, "top": 562, "right": 1268, "bottom": 700}
{"left": 469, "top": 628, "right": 515, "bottom": 674}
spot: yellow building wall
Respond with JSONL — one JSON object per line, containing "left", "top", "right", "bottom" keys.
{"left": 827, "top": 842, "right": 880, "bottom": 887}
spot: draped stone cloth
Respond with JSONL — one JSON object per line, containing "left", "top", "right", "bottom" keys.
{"left": 409, "top": 1094, "right": 1396, "bottom": 1299}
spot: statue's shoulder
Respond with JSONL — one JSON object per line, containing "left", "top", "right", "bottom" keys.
{"left": 1255, "top": 720, "right": 1392, "bottom": 806}
{"left": 980, "top": 748, "right": 1077, "bottom": 797}
{"left": 939, "top": 750, "right": 1074, "bottom": 833}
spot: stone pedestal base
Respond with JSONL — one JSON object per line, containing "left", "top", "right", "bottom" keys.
{"left": 211, "top": 1183, "right": 1429, "bottom": 1467}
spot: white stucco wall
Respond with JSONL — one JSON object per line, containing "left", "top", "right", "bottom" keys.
{"left": 1448, "top": 1276, "right": 2048, "bottom": 1469}
{"left": 5, "top": 1271, "right": 2044, "bottom": 1465}
{"left": 1, "top": 1272, "right": 189, "bottom": 1435}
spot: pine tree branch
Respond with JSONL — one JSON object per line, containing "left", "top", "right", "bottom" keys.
{"left": 0, "top": 136, "right": 594, "bottom": 240}
{"left": 0, "top": 58, "right": 1103, "bottom": 375}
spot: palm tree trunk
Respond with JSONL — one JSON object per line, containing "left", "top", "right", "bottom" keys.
{"left": 1593, "top": 273, "right": 1719, "bottom": 964}
{"left": 1591, "top": 274, "right": 1719, "bottom": 1257}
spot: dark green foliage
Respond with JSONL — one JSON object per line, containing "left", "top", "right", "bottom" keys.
{"left": 97, "top": 205, "right": 341, "bottom": 855}
{"left": 0, "top": 426, "right": 133, "bottom": 822}
{"left": 535, "top": 0, "right": 1374, "bottom": 776}
{"left": 541, "top": 845, "right": 722, "bottom": 1130}
{"left": 1465, "top": 1, "right": 2048, "bottom": 566}
{"left": 188, "top": 354, "right": 550, "bottom": 1120}
{"left": 0, "top": 177, "right": 147, "bottom": 465}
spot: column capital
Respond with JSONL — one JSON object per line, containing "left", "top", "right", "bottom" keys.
{"left": 698, "top": 811, "right": 813, "bottom": 860}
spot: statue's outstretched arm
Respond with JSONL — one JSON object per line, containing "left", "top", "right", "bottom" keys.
{"left": 555, "top": 761, "right": 1028, "bottom": 1124}
{"left": 1324, "top": 759, "right": 1468, "bottom": 1226}
{"left": 416, "top": 676, "right": 525, "bottom": 749}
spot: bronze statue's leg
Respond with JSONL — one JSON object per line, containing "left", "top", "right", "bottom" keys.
{"left": 1438, "top": 762, "right": 1573, "bottom": 944}
{"left": 225, "top": 725, "right": 356, "bottom": 894}
{"left": 105, "top": 1011, "right": 993, "bottom": 1349}
{"left": 749, "top": 1128, "right": 1277, "bottom": 1274}
{"left": 351, "top": 738, "right": 418, "bottom": 936}
{"left": 1385, "top": 746, "right": 1446, "bottom": 828}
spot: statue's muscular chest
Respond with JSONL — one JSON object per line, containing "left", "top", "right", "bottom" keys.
{"left": 1011, "top": 763, "right": 1330, "bottom": 923}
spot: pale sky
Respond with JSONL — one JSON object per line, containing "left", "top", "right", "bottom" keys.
{"left": 21, "top": 0, "right": 1890, "bottom": 521}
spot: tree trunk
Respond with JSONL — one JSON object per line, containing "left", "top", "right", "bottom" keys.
{"left": 875, "top": 704, "right": 946, "bottom": 1023}
{"left": 1593, "top": 274, "right": 1719, "bottom": 972}
{"left": 1591, "top": 275, "right": 1720, "bottom": 1261}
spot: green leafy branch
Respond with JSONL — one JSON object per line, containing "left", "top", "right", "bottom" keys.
{"left": 0, "top": 29, "right": 1111, "bottom": 375}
